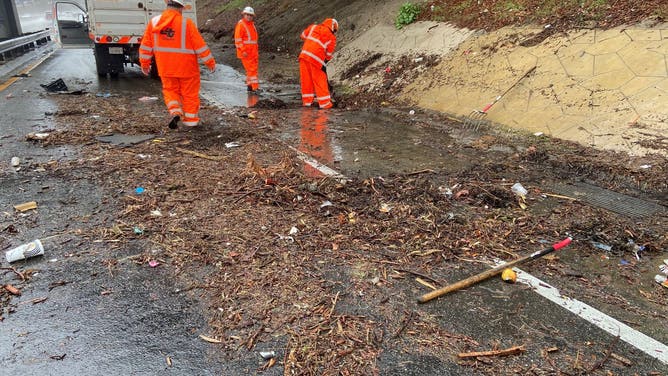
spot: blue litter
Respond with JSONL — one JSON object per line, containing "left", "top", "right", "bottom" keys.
{"left": 135, "top": 187, "right": 145, "bottom": 195}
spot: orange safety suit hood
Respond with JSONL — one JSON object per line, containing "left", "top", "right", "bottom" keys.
{"left": 152, "top": 8, "right": 180, "bottom": 33}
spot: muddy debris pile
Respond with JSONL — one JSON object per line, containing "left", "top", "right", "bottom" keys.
{"left": 2, "top": 91, "right": 666, "bottom": 374}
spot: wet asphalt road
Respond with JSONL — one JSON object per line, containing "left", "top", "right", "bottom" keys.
{"left": 0, "top": 46, "right": 666, "bottom": 375}
{"left": 0, "top": 48, "right": 229, "bottom": 375}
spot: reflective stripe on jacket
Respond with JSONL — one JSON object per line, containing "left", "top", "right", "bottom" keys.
{"left": 139, "top": 8, "right": 215, "bottom": 77}
{"left": 234, "top": 19, "right": 258, "bottom": 59}
{"left": 299, "top": 23, "right": 336, "bottom": 68}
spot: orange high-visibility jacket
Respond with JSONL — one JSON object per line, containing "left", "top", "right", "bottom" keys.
{"left": 299, "top": 23, "right": 336, "bottom": 68}
{"left": 234, "top": 19, "right": 258, "bottom": 59}
{"left": 139, "top": 8, "right": 215, "bottom": 77}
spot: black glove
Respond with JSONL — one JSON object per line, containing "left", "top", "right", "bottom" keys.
{"left": 321, "top": 65, "right": 327, "bottom": 73}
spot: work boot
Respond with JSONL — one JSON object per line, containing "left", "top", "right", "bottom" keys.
{"left": 247, "top": 85, "right": 253, "bottom": 92}
{"left": 168, "top": 115, "right": 180, "bottom": 129}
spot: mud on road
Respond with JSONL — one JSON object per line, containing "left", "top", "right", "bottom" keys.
{"left": 1, "top": 78, "right": 665, "bottom": 375}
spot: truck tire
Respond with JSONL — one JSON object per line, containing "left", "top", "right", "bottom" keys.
{"left": 93, "top": 45, "right": 109, "bottom": 77}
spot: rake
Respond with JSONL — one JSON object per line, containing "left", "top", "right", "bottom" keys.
{"left": 463, "top": 65, "right": 536, "bottom": 131}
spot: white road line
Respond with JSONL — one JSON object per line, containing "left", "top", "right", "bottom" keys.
{"left": 203, "top": 89, "right": 667, "bottom": 365}
{"left": 515, "top": 267, "right": 668, "bottom": 365}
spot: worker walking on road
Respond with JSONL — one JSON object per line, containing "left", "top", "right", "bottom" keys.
{"left": 234, "top": 7, "right": 260, "bottom": 92}
{"left": 299, "top": 18, "right": 338, "bottom": 109}
{"left": 139, "top": 0, "right": 215, "bottom": 128}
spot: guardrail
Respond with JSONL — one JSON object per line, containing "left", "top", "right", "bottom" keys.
{"left": 0, "top": 30, "right": 52, "bottom": 58}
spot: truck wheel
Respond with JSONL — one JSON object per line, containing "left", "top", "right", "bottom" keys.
{"left": 94, "top": 45, "right": 109, "bottom": 77}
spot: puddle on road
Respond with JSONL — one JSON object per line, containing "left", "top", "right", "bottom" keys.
{"left": 278, "top": 108, "right": 482, "bottom": 179}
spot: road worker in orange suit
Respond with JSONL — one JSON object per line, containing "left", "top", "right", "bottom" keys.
{"left": 234, "top": 7, "right": 260, "bottom": 92}
{"left": 139, "top": 0, "right": 215, "bottom": 128}
{"left": 299, "top": 18, "right": 338, "bottom": 109}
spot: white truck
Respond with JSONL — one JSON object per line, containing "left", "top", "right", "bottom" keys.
{"left": 55, "top": 0, "right": 197, "bottom": 77}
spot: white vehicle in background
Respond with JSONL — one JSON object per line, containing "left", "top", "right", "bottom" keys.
{"left": 54, "top": 0, "right": 197, "bottom": 77}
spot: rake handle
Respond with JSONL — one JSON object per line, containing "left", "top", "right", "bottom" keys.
{"left": 417, "top": 237, "right": 572, "bottom": 304}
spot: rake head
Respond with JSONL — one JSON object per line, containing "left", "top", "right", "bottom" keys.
{"left": 463, "top": 109, "right": 488, "bottom": 131}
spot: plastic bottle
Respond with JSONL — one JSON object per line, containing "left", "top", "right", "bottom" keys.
{"left": 5, "top": 239, "right": 45, "bottom": 263}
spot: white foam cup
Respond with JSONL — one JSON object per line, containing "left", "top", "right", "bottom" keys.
{"left": 5, "top": 239, "right": 45, "bottom": 263}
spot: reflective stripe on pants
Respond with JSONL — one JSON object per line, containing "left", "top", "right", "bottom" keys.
{"left": 299, "top": 59, "right": 332, "bottom": 109}
{"left": 161, "top": 75, "right": 201, "bottom": 124}
{"left": 241, "top": 57, "right": 259, "bottom": 90}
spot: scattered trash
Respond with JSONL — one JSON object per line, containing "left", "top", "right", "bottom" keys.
{"left": 511, "top": 183, "right": 528, "bottom": 198}
{"left": 533, "top": 132, "right": 544, "bottom": 136}
{"left": 501, "top": 268, "right": 517, "bottom": 283}
{"left": 138, "top": 96, "right": 159, "bottom": 101}
{"left": 135, "top": 187, "right": 145, "bottom": 195}
{"left": 379, "top": 203, "right": 392, "bottom": 213}
{"left": 626, "top": 239, "right": 645, "bottom": 260}
{"left": 654, "top": 274, "right": 668, "bottom": 289}
{"left": 96, "top": 93, "right": 112, "bottom": 98}
{"left": 320, "top": 201, "right": 333, "bottom": 209}
{"left": 5, "top": 239, "right": 45, "bottom": 263}
{"left": 659, "top": 259, "right": 668, "bottom": 275}
{"left": 150, "top": 210, "right": 163, "bottom": 217}
{"left": 13, "top": 201, "right": 37, "bottom": 212}
{"left": 620, "top": 259, "right": 630, "bottom": 266}
{"left": 248, "top": 110, "right": 258, "bottom": 119}
{"left": 225, "top": 142, "right": 240, "bottom": 148}
{"left": 409, "top": 110, "right": 415, "bottom": 115}
{"left": 40, "top": 78, "right": 68, "bottom": 92}
{"left": 413, "top": 57, "right": 423, "bottom": 63}
{"left": 5, "top": 93, "right": 14, "bottom": 99}
{"left": 133, "top": 226, "right": 144, "bottom": 234}
{"left": 26, "top": 132, "right": 50, "bottom": 141}
{"left": 148, "top": 260, "right": 159, "bottom": 268}
{"left": 639, "top": 164, "right": 651, "bottom": 169}
{"left": 289, "top": 226, "right": 299, "bottom": 235}
{"left": 259, "top": 351, "right": 276, "bottom": 360}
{"left": 591, "top": 241, "right": 612, "bottom": 252}
{"left": 10, "top": 157, "right": 20, "bottom": 167}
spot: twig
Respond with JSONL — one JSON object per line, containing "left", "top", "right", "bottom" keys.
{"left": 393, "top": 268, "right": 441, "bottom": 284}
{"left": 0, "top": 267, "right": 26, "bottom": 281}
{"left": 406, "top": 169, "right": 436, "bottom": 176}
{"left": 458, "top": 345, "right": 525, "bottom": 359}
{"left": 392, "top": 310, "right": 414, "bottom": 339}
{"left": 585, "top": 336, "right": 619, "bottom": 374}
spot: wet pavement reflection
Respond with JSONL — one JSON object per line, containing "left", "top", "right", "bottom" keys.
{"left": 298, "top": 108, "right": 334, "bottom": 177}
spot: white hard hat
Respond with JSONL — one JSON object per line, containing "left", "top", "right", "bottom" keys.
{"left": 167, "top": 0, "right": 185, "bottom": 6}
{"left": 242, "top": 6, "right": 255, "bottom": 15}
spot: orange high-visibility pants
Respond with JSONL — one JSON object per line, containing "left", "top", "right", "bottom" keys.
{"left": 299, "top": 109, "right": 333, "bottom": 177}
{"left": 161, "top": 76, "right": 201, "bottom": 126}
{"left": 241, "top": 57, "right": 259, "bottom": 90}
{"left": 299, "top": 59, "right": 332, "bottom": 109}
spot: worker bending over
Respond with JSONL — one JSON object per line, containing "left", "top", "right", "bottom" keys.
{"left": 299, "top": 18, "right": 338, "bottom": 109}
{"left": 139, "top": 0, "right": 215, "bottom": 128}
